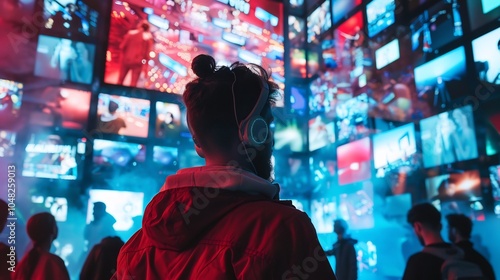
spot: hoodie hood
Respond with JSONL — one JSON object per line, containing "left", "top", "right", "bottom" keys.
{"left": 100, "top": 113, "right": 118, "bottom": 122}
{"left": 144, "top": 166, "right": 280, "bottom": 251}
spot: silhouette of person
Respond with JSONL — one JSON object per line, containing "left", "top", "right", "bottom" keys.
{"left": 50, "top": 38, "right": 77, "bottom": 81}
{"left": 325, "top": 219, "right": 358, "bottom": 280}
{"left": 118, "top": 20, "right": 154, "bottom": 87}
{"left": 96, "top": 100, "right": 126, "bottom": 134}
{"left": 80, "top": 236, "right": 124, "bottom": 280}
{"left": 446, "top": 214, "right": 495, "bottom": 280}
{"left": 84, "top": 202, "right": 117, "bottom": 253}
{"left": 69, "top": 42, "right": 92, "bottom": 84}
{"left": 13, "top": 212, "right": 70, "bottom": 280}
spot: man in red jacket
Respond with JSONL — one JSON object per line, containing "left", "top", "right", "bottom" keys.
{"left": 113, "top": 54, "right": 336, "bottom": 279}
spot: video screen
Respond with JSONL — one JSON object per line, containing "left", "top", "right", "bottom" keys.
{"left": 290, "top": 86, "right": 307, "bottom": 115}
{"left": 22, "top": 133, "right": 86, "bottom": 180}
{"left": 0, "top": 79, "right": 23, "bottom": 127}
{"left": 27, "top": 87, "right": 90, "bottom": 130}
{"left": 87, "top": 189, "right": 144, "bottom": 231}
{"left": 332, "top": 0, "right": 362, "bottom": 24}
{"left": 273, "top": 155, "right": 310, "bottom": 195}
{"left": 420, "top": 106, "right": 478, "bottom": 168}
{"left": 338, "top": 182, "right": 374, "bottom": 229}
{"left": 155, "top": 102, "right": 181, "bottom": 139}
{"left": 308, "top": 51, "right": 320, "bottom": 78}
{"left": 309, "top": 115, "right": 335, "bottom": 152}
{"left": 309, "top": 73, "right": 335, "bottom": 115}
{"left": 31, "top": 196, "right": 68, "bottom": 222}
{"left": 273, "top": 112, "right": 306, "bottom": 153}
{"left": 336, "top": 94, "right": 370, "bottom": 142}
{"left": 367, "top": 35, "right": 423, "bottom": 122}
{"left": 178, "top": 145, "right": 204, "bottom": 169}
{"left": 489, "top": 165, "right": 500, "bottom": 216}
{"left": 310, "top": 198, "right": 337, "bottom": 233}
{"left": 104, "top": 0, "right": 284, "bottom": 92}
{"left": 410, "top": 1, "right": 463, "bottom": 57}
{"left": 467, "top": 0, "right": 500, "bottom": 31}
{"left": 425, "top": 170, "right": 482, "bottom": 202}
{"left": 0, "top": 1, "right": 37, "bottom": 77}
{"left": 332, "top": 12, "right": 370, "bottom": 94}
{"left": 366, "top": 0, "right": 396, "bottom": 37}
{"left": 42, "top": 0, "right": 99, "bottom": 38}
{"left": 96, "top": 94, "right": 150, "bottom": 138}
{"left": 153, "top": 146, "right": 178, "bottom": 170}
{"left": 34, "top": 35, "right": 95, "bottom": 84}
{"left": 373, "top": 123, "right": 419, "bottom": 178}
{"left": 414, "top": 46, "right": 467, "bottom": 99}
{"left": 337, "top": 137, "right": 371, "bottom": 185}
{"left": 472, "top": 26, "right": 500, "bottom": 85}
{"left": 0, "top": 131, "right": 16, "bottom": 158}
{"left": 310, "top": 155, "right": 336, "bottom": 191}
{"left": 375, "top": 39, "right": 400, "bottom": 69}
{"left": 93, "top": 139, "right": 146, "bottom": 171}
{"left": 307, "top": 0, "right": 332, "bottom": 43}
{"left": 289, "top": 16, "right": 306, "bottom": 48}
{"left": 290, "top": 48, "right": 307, "bottom": 78}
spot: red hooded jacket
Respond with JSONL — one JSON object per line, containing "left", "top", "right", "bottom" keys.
{"left": 114, "top": 166, "right": 336, "bottom": 279}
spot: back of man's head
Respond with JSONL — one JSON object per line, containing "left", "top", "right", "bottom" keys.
{"left": 108, "top": 100, "right": 119, "bottom": 114}
{"left": 183, "top": 54, "right": 279, "bottom": 153}
{"left": 407, "top": 203, "right": 442, "bottom": 231}
{"left": 334, "top": 219, "right": 348, "bottom": 235}
{"left": 0, "top": 199, "right": 8, "bottom": 232}
{"left": 446, "top": 214, "right": 472, "bottom": 240}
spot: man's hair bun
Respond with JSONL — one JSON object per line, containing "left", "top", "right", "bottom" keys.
{"left": 192, "top": 54, "right": 216, "bottom": 79}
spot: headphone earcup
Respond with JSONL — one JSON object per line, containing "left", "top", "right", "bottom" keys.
{"left": 240, "top": 116, "right": 269, "bottom": 146}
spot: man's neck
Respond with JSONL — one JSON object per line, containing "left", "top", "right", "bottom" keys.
{"left": 424, "top": 233, "right": 445, "bottom": 246}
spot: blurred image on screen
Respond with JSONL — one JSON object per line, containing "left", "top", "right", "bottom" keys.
{"left": 375, "top": 39, "right": 400, "bottom": 69}
{"left": 96, "top": 94, "right": 150, "bottom": 138}
{"left": 28, "top": 87, "right": 91, "bottom": 130}
{"left": 307, "top": 1, "right": 332, "bottom": 43}
{"left": 273, "top": 155, "right": 310, "bottom": 195}
{"left": 104, "top": 0, "right": 283, "bottom": 92}
{"left": 309, "top": 115, "right": 335, "bottom": 152}
{"left": 336, "top": 94, "right": 370, "bottom": 142}
{"left": 42, "top": 0, "right": 99, "bottom": 38}
{"left": 311, "top": 198, "right": 337, "bottom": 233}
{"left": 420, "top": 106, "right": 478, "bottom": 168}
{"left": 273, "top": 112, "right": 306, "bottom": 153}
{"left": 425, "top": 170, "right": 482, "bottom": 202}
{"left": 93, "top": 139, "right": 146, "bottom": 169}
{"left": 290, "top": 86, "right": 307, "bottom": 115}
{"left": 414, "top": 46, "right": 466, "bottom": 103}
{"left": 337, "top": 137, "right": 371, "bottom": 185}
{"left": 35, "top": 35, "right": 95, "bottom": 84}
{"left": 338, "top": 183, "right": 374, "bottom": 229}
{"left": 87, "top": 189, "right": 144, "bottom": 231}
{"left": 332, "top": 0, "right": 362, "bottom": 24}
{"left": 156, "top": 102, "right": 181, "bottom": 138}
{"left": 289, "top": 16, "right": 306, "bottom": 48}
{"left": 22, "top": 133, "right": 85, "bottom": 180}
{"left": 31, "top": 196, "right": 68, "bottom": 222}
{"left": 366, "top": 0, "right": 396, "bottom": 37}
{"left": 0, "top": 131, "right": 16, "bottom": 158}
{"left": 153, "top": 146, "right": 178, "bottom": 170}
{"left": 0, "top": 79, "right": 23, "bottom": 127}
{"left": 373, "top": 123, "right": 418, "bottom": 178}
{"left": 467, "top": 0, "right": 500, "bottom": 31}
{"left": 410, "top": 1, "right": 463, "bottom": 56}
{"left": 472, "top": 26, "right": 500, "bottom": 85}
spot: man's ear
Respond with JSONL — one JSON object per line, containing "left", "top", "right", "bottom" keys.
{"left": 413, "top": 222, "right": 423, "bottom": 234}
{"left": 195, "top": 144, "right": 205, "bottom": 158}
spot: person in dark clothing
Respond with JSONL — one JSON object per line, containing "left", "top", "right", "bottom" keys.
{"left": 325, "top": 219, "right": 358, "bottom": 280}
{"left": 403, "top": 203, "right": 463, "bottom": 280}
{"left": 446, "top": 214, "right": 495, "bottom": 280}
{"left": 84, "top": 202, "right": 117, "bottom": 253}
{"left": 0, "top": 199, "right": 13, "bottom": 280}
{"left": 80, "top": 236, "right": 124, "bottom": 280}
{"left": 96, "top": 100, "right": 126, "bottom": 134}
